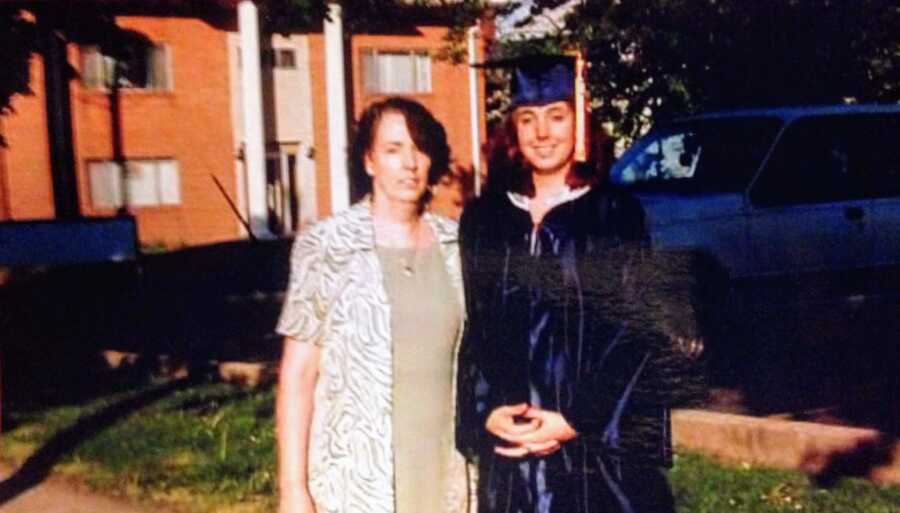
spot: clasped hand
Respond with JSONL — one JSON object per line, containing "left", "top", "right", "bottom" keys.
{"left": 485, "top": 403, "right": 577, "bottom": 458}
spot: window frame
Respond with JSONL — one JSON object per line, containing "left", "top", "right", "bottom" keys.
{"left": 79, "top": 42, "right": 173, "bottom": 93}
{"left": 87, "top": 158, "right": 182, "bottom": 210}
{"left": 611, "top": 116, "right": 783, "bottom": 194}
{"left": 273, "top": 48, "right": 297, "bottom": 69}
{"left": 747, "top": 115, "right": 894, "bottom": 208}
{"left": 359, "top": 47, "right": 433, "bottom": 96}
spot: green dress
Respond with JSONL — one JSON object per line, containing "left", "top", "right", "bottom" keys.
{"left": 376, "top": 242, "right": 462, "bottom": 513}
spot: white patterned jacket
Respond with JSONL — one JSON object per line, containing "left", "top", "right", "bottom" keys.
{"left": 276, "top": 201, "right": 472, "bottom": 513}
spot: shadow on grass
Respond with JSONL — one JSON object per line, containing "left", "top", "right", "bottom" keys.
{"left": 0, "top": 239, "right": 292, "bottom": 503}
{"left": 166, "top": 385, "right": 256, "bottom": 415}
{"left": 1, "top": 239, "right": 291, "bottom": 415}
{"left": 0, "top": 377, "right": 194, "bottom": 505}
{"left": 805, "top": 434, "right": 899, "bottom": 488}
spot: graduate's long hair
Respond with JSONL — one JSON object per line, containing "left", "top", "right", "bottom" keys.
{"left": 484, "top": 102, "right": 613, "bottom": 197}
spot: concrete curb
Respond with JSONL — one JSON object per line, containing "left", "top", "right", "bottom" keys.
{"left": 98, "top": 350, "right": 276, "bottom": 388}
{"left": 217, "top": 360, "right": 277, "bottom": 388}
{"left": 672, "top": 409, "right": 900, "bottom": 485}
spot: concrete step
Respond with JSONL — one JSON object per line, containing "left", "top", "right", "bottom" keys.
{"left": 673, "top": 409, "right": 900, "bottom": 485}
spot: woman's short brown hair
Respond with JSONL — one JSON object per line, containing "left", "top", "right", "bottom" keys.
{"left": 350, "top": 97, "right": 451, "bottom": 200}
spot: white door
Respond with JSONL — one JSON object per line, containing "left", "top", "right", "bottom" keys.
{"left": 266, "top": 150, "right": 299, "bottom": 235}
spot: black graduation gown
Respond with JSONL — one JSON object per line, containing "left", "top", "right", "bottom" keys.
{"left": 456, "top": 185, "right": 700, "bottom": 513}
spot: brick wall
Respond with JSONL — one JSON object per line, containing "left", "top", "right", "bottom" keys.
{"left": 2, "top": 15, "right": 489, "bottom": 246}
{"left": 1, "top": 53, "right": 55, "bottom": 221}
{"left": 1, "top": 14, "right": 240, "bottom": 248}
{"left": 72, "top": 16, "right": 239, "bottom": 247}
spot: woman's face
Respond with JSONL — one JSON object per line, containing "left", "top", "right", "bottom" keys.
{"left": 513, "top": 100, "right": 576, "bottom": 176}
{"left": 365, "top": 111, "right": 432, "bottom": 205}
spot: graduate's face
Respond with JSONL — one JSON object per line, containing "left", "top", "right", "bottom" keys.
{"left": 365, "top": 111, "right": 432, "bottom": 205}
{"left": 513, "top": 101, "right": 576, "bottom": 176}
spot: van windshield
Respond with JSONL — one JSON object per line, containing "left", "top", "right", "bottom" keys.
{"left": 611, "top": 117, "right": 783, "bottom": 193}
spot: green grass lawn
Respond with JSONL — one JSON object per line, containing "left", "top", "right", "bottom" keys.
{"left": 2, "top": 380, "right": 899, "bottom": 513}
{"left": 2, "top": 380, "right": 277, "bottom": 513}
{"left": 670, "top": 453, "right": 900, "bottom": 513}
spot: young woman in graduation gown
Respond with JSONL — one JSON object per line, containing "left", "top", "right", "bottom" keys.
{"left": 456, "top": 56, "right": 701, "bottom": 513}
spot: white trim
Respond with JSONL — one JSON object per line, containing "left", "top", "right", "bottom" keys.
{"left": 238, "top": 0, "right": 272, "bottom": 238}
{"left": 279, "top": 151, "right": 292, "bottom": 233}
{"left": 158, "top": 43, "right": 174, "bottom": 92}
{"left": 325, "top": 2, "right": 350, "bottom": 212}
{"left": 235, "top": 158, "right": 248, "bottom": 238}
{"left": 298, "top": 142, "right": 318, "bottom": 228}
{"left": 467, "top": 24, "right": 482, "bottom": 196}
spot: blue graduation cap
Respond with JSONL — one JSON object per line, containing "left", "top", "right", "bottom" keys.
{"left": 479, "top": 55, "right": 577, "bottom": 108}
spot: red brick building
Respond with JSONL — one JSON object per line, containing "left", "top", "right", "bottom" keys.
{"left": 0, "top": 1, "right": 489, "bottom": 248}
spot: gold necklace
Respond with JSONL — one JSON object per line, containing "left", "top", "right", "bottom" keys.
{"left": 401, "top": 221, "right": 424, "bottom": 277}
{"left": 400, "top": 249, "right": 416, "bottom": 278}
{"left": 376, "top": 215, "right": 425, "bottom": 278}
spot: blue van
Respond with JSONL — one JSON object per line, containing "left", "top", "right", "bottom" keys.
{"left": 611, "top": 104, "right": 900, "bottom": 309}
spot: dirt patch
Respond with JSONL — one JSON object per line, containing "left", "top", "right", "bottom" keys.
{"left": 0, "top": 462, "right": 180, "bottom": 513}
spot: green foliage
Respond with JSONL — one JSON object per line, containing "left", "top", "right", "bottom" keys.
{"left": 434, "top": 1, "right": 499, "bottom": 64}
{"left": 263, "top": 0, "right": 499, "bottom": 77}
{"left": 262, "top": 0, "right": 330, "bottom": 33}
{"left": 504, "top": 0, "right": 900, "bottom": 139}
{"left": 264, "top": 0, "right": 493, "bottom": 35}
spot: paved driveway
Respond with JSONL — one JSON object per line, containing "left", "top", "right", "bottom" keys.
{"left": 0, "top": 463, "right": 172, "bottom": 513}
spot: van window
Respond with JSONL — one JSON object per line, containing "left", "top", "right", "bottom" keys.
{"left": 853, "top": 114, "right": 900, "bottom": 199}
{"left": 611, "top": 117, "right": 782, "bottom": 193}
{"left": 750, "top": 114, "right": 900, "bottom": 206}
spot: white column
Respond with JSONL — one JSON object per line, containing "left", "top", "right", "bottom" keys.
{"left": 238, "top": 0, "right": 271, "bottom": 238}
{"left": 278, "top": 151, "right": 290, "bottom": 233}
{"left": 467, "top": 24, "right": 482, "bottom": 196}
{"left": 298, "top": 143, "right": 318, "bottom": 228}
{"left": 324, "top": 1, "right": 350, "bottom": 212}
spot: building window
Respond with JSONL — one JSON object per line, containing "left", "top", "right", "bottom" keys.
{"left": 89, "top": 159, "right": 181, "bottom": 209}
{"left": 361, "top": 49, "right": 431, "bottom": 94}
{"left": 249, "top": 48, "right": 297, "bottom": 70}
{"left": 81, "top": 43, "right": 171, "bottom": 91}
{"left": 264, "top": 48, "right": 297, "bottom": 69}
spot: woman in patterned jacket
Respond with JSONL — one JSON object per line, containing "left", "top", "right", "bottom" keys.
{"left": 276, "top": 98, "right": 470, "bottom": 513}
